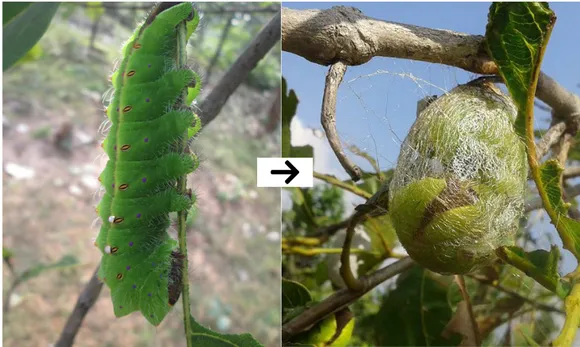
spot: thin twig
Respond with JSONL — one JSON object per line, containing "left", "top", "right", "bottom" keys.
{"left": 537, "top": 72, "right": 580, "bottom": 124}
{"left": 312, "top": 216, "right": 352, "bottom": 241}
{"left": 282, "top": 236, "right": 325, "bottom": 247}
{"left": 283, "top": 246, "right": 377, "bottom": 257}
{"left": 347, "top": 143, "right": 382, "bottom": 179}
{"left": 553, "top": 283, "right": 580, "bottom": 347}
{"left": 55, "top": 266, "right": 103, "bottom": 347}
{"left": 198, "top": 10, "right": 281, "bottom": 126}
{"left": 536, "top": 121, "right": 567, "bottom": 160}
{"left": 176, "top": 12, "right": 194, "bottom": 347}
{"left": 339, "top": 209, "right": 367, "bottom": 291}
{"left": 563, "top": 167, "right": 580, "bottom": 179}
{"left": 455, "top": 275, "right": 481, "bottom": 346}
{"left": 2, "top": 278, "right": 21, "bottom": 316}
{"left": 562, "top": 182, "right": 580, "bottom": 221}
{"left": 321, "top": 62, "right": 362, "bottom": 181}
{"left": 467, "top": 274, "right": 565, "bottom": 314}
{"left": 281, "top": 257, "right": 416, "bottom": 341}
{"left": 554, "top": 133, "right": 574, "bottom": 167}
{"left": 313, "top": 171, "right": 371, "bottom": 199}
{"left": 2, "top": 257, "right": 18, "bottom": 314}
{"left": 205, "top": 12, "right": 235, "bottom": 82}
{"left": 525, "top": 183, "right": 580, "bottom": 212}
{"left": 535, "top": 100, "right": 552, "bottom": 113}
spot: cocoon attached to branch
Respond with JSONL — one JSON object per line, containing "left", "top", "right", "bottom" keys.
{"left": 388, "top": 81, "right": 527, "bottom": 274}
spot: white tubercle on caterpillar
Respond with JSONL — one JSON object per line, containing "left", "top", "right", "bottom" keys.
{"left": 104, "top": 245, "right": 112, "bottom": 254}
{"left": 108, "top": 216, "right": 115, "bottom": 223}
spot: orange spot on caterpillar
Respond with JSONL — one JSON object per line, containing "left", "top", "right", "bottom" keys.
{"left": 133, "top": 43, "right": 142, "bottom": 49}
{"left": 113, "top": 217, "right": 124, "bottom": 224}
{"left": 119, "top": 184, "right": 129, "bottom": 190}
{"left": 127, "top": 70, "right": 136, "bottom": 77}
{"left": 116, "top": 273, "right": 123, "bottom": 280}
{"left": 111, "top": 247, "right": 119, "bottom": 254}
{"left": 122, "top": 106, "right": 132, "bottom": 113}
{"left": 94, "top": 241, "right": 98, "bottom": 247}
{"left": 121, "top": 144, "right": 131, "bottom": 151}
{"left": 98, "top": 176, "right": 102, "bottom": 182}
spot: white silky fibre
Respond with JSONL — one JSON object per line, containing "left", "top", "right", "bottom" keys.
{"left": 388, "top": 81, "right": 528, "bottom": 274}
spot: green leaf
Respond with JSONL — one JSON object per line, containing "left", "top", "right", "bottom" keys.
{"left": 496, "top": 245, "right": 571, "bottom": 299}
{"left": 3, "top": 2, "right": 30, "bottom": 24}
{"left": 363, "top": 213, "right": 397, "bottom": 253}
{"left": 314, "top": 261, "right": 329, "bottom": 286}
{"left": 539, "top": 160, "right": 580, "bottom": 257}
{"left": 282, "top": 77, "right": 313, "bottom": 159}
{"left": 13, "top": 42, "right": 43, "bottom": 67}
{"left": 446, "top": 277, "right": 480, "bottom": 313}
{"left": 3, "top": 2, "right": 60, "bottom": 71}
{"left": 189, "top": 315, "right": 263, "bottom": 347}
{"left": 486, "top": 2, "right": 580, "bottom": 262}
{"left": 485, "top": 2, "right": 554, "bottom": 136}
{"left": 356, "top": 214, "right": 398, "bottom": 277}
{"left": 282, "top": 77, "right": 298, "bottom": 157}
{"left": 288, "top": 308, "right": 354, "bottom": 347}
{"left": 535, "top": 161, "right": 580, "bottom": 258}
{"left": 359, "top": 265, "right": 460, "bottom": 346}
{"left": 291, "top": 145, "right": 314, "bottom": 159}
{"left": 287, "top": 188, "right": 317, "bottom": 230}
{"left": 354, "top": 252, "right": 383, "bottom": 279}
{"left": 517, "top": 326, "right": 542, "bottom": 347}
{"left": 344, "top": 169, "right": 393, "bottom": 198}
{"left": 19, "top": 255, "right": 78, "bottom": 283}
{"left": 282, "top": 278, "right": 313, "bottom": 311}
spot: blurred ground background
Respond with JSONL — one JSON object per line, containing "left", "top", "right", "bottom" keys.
{"left": 3, "top": 3, "right": 281, "bottom": 347}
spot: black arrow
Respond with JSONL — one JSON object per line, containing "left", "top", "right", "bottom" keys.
{"left": 271, "top": 160, "right": 299, "bottom": 184}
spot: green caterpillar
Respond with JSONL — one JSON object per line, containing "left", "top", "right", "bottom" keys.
{"left": 94, "top": 3, "right": 201, "bottom": 326}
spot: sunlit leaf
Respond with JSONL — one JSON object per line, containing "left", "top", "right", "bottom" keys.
{"left": 486, "top": 3, "right": 580, "bottom": 261}
{"left": 485, "top": 2, "right": 554, "bottom": 136}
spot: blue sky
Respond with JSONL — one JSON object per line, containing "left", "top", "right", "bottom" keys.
{"left": 282, "top": 2, "right": 580, "bottom": 275}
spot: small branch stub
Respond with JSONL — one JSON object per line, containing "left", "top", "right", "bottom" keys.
{"left": 321, "top": 62, "right": 362, "bottom": 181}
